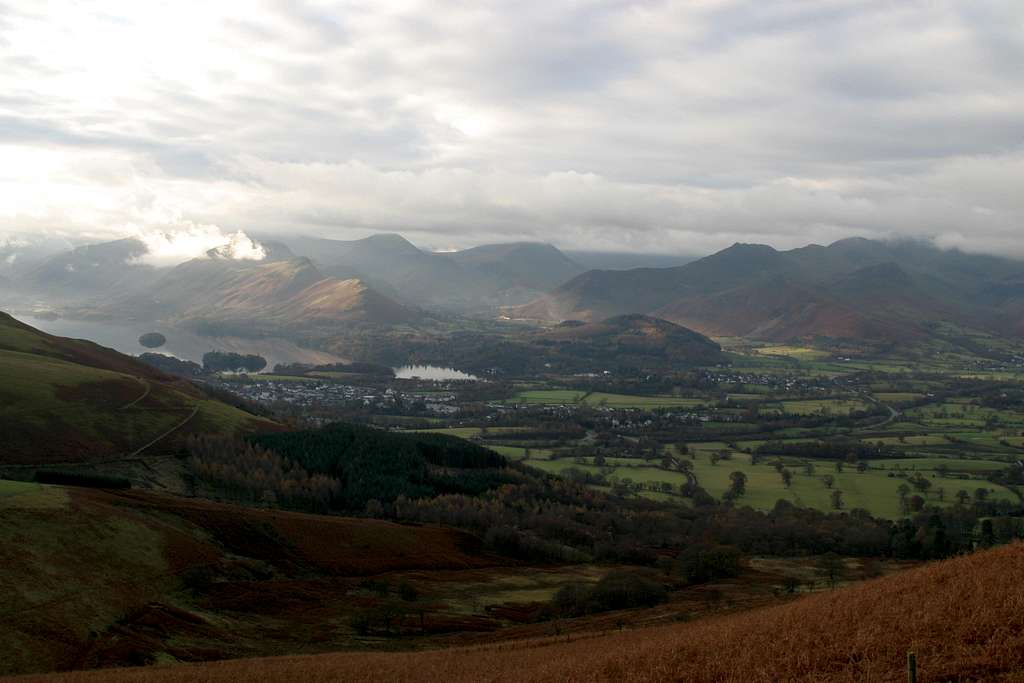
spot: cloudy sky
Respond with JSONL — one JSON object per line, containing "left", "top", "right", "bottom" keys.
{"left": 1, "top": 0, "right": 1023, "bottom": 256}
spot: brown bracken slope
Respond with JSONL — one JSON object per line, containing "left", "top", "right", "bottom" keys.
{"left": 11, "top": 542, "right": 1024, "bottom": 682}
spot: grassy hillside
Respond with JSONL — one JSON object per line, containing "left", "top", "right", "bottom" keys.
{"left": 17, "top": 542, "right": 1024, "bottom": 682}
{"left": 0, "top": 486, "right": 504, "bottom": 676}
{"left": 0, "top": 312, "right": 277, "bottom": 465}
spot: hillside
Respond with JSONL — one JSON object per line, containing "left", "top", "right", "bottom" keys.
{"left": 0, "top": 312, "right": 277, "bottom": 466}
{"left": 512, "top": 238, "right": 1024, "bottom": 345}
{"left": 0, "top": 485, "right": 503, "bottom": 676}
{"left": 539, "top": 314, "right": 725, "bottom": 368}
{"left": 351, "top": 314, "right": 724, "bottom": 374}
{"left": 447, "top": 242, "right": 584, "bottom": 292}
{"left": 14, "top": 542, "right": 1024, "bottom": 682}
{"left": 24, "top": 238, "right": 155, "bottom": 299}
{"left": 122, "top": 257, "right": 418, "bottom": 334}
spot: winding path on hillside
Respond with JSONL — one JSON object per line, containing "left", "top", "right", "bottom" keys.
{"left": 127, "top": 405, "right": 200, "bottom": 458}
{"left": 119, "top": 378, "right": 151, "bottom": 410}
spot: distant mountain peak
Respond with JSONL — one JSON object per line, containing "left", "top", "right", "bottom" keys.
{"left": 357, "top": 233, "right": 423, "bottom": 254}
{"left": 828, "top": 236, "right": 874, "bottom": 248}
{"left": 724, "top": 242, "right": 779, "bottom": 254}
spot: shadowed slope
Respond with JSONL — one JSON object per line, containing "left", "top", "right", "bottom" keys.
{"left": 15, "top": 542, "right": 1024, "bottom": 682}
{"left": 0, "top": 487, "right": 499, "bottom": 676}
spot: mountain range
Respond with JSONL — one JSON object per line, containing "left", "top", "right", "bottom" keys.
{"left": 273, "top": 233, "right": 586, "bottom": 312}
{"left": 513, "top": 238, "right": 1024, "bottom": 344}
{"left": 3, "top": 232, "right": 592, "bottom": 322}
{"left": 118, "top": 255, "right": 418, "bottom": 334}
{"left": 7, "top": 232, "right": 1024, "bottom": 350}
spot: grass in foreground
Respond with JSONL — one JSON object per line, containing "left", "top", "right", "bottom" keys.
{"left": 17, "top": 543, "right": 1024, "bottom": 682}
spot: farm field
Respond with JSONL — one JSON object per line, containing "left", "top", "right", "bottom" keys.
{"left": 507, "top": 389, "right": 586, "bottom": 404}
{"left": 869, "top": 434, "right": 952, "bottom": 446}
{"left": 778, "top": 399, "right": 871, "bottom": 415}
{"left": 412, "top": 426, "right": 484, "bottom": 439}
{"left": 486, "top": 445, "right": 554, "bottom": 460}
{"left": 726, "top": 393, "right": 763, "bottom": 401}
{"left": 410, "top": 427, "right": 529, "bottom": 439}
{"left": 519, "top": 446, "right": 1019, "bottom": 519}
{"left": 869, "top": 457, "right": 1011, "bottom": 472}
{"left": 753, "top": 345, "right": 831, "bottom": 361}
{"left": 251, "top": 373, "right": 317, "bottom": 382}
{"left": 581, "top": 393, "right": 705, "bottom": 409}
{"left": 873, "top": 392, "right": 925, "bottom": 403}
{"left": 505, "top": 390, "right": 704, "bottom": 409}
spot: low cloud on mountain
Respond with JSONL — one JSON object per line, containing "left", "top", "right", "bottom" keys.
{"left": 131, "top": 225, "right": 267, "bottom": 267}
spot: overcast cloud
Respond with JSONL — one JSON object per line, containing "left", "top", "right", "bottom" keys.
{"left": 1, "top": 0, "right": 1022, "bottom": 256}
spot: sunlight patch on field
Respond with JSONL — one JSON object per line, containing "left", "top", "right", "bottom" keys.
{"left": 753, "top": 346, "right": 831, "bottom": 361}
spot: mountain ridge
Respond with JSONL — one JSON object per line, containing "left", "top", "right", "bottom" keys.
{"left": 512, "top": 238, "right": 1024, "bottom": 343}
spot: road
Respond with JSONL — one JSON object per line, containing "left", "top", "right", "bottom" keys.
{"left": 856, "top": 392, "right": 901, "bottom": 430}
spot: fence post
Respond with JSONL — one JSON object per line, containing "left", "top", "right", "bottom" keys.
{"left": 907, "top": 651, "right": 917, "bottom": 683}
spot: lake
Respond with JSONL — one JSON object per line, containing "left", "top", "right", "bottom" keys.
{"left": 393, "top": 365, "right": 478, "bottom": 381}
{"left": 11, "top": 314, "right": 346, "bottom": 369}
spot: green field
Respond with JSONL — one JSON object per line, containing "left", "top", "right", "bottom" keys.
{"left": 581, "top": 393, "right": 705, "bottom": 409}
{"left": 779, "top": 399, "right": 871, "bottom": 416}
{"left": 522, "top": 445, "right": 1020, "bottom": 519}
{"left": 306, "top": 371, "right": 371, "bottom": 381}
{"left": 874, "top": 392, "right": 925, "bottom": 403}
{"left": 508, "top": 390, "right": 587, "bottom": 405}
{"left": 508, "top": 389, "right": 705, "bottom": 409}
{"left": 753, "top": 345, "right": 831, "bottom": 361}
{"left": 871, "top": 435, "right": 952, "bottom": 446}
{"left": 869, "top": 457, "right": 1010, "bottom": 473}
{"left": 487, "top": 445, "right": 555, "bottom": 461}
{"left": 252, "top": 374, "right": 317, "bottom": 382}
{"left": 411, "top": 427, "right": 484, "bottom": 439}
{"left": 409, "top": 426, "right": 531, "bottom": 439}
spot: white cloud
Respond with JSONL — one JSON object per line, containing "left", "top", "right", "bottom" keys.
{"left": 0, "top": 0, "right": 1022, "bottom": 257}
{"left": 131, "top": 224, "right": 266, "bottom": 267}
